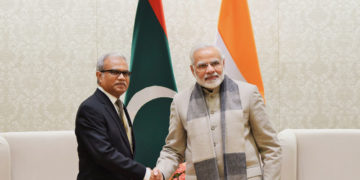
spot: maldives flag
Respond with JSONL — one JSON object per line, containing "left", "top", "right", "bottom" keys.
{"left": 124, "top": 0, "right": 177, "bottom": 167}
{"left": 215, "top": 0, "right": 265, "bottom": 99}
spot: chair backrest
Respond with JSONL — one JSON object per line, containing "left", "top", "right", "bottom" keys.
{"left": 0, "top": 131, "right": 78, "bottom": 180}
{"left": 0, "top": 135, "right": 11, "bottom": 180}
{"left": 278, "top": 129, "right": 360, "bottom": 180}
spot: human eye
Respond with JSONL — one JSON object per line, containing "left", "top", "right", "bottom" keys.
{"left": 211, "top": 61, "right": 220, "bottom": 67}
{"left": 197, "top": 64, "right": 208, "bottom": 69}
{"left": 122, "top": 71, "right": 131, "bottom": 76}
{"left": 109, "top": 70, "right": 120, "bottom": 75}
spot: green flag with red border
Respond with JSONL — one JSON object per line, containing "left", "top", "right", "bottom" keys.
{"left": 124, "top": 0, "right": 177, "bottom": 167}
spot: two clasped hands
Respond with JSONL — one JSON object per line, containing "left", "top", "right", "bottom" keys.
{"left": 149, "top": 168, "right": 163, "bottom": 180}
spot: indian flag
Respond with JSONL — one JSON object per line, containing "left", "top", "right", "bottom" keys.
{"left": 124, "top": 0, "right": 177, "bottom": 167}
{"left": 215, "top": 0, "right": 265, "bottom": 99}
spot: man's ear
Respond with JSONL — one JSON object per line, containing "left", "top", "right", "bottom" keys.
{"left": 190, "top": 65, "right": 195, "bottom": 76}
{"left": 96, "top": 71, "right": 102, "bottom": 84}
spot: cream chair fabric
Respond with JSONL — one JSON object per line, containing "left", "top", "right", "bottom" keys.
{"left": 2, "top": 129, "right": 360, "bottom": 180}
{"left": 278, "top": 129, "right": 360, "bottom": 180}
{"left": 278, "top": 129, "right": 297, "bottom": 180}
{"left": 0, "top": 131, "right": 78, "bottom": 180}
{"left": 0, "top": 135, "right": 11, "bottom": 180}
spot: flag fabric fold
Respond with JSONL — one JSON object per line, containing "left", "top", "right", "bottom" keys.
{"left": 215, "top": 0, "right": 265, "bottom": 99}
{"left": 124, "top": 0, "right": 177, "bottom": 167}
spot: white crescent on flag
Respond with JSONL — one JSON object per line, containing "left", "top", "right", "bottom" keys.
{"left": 126, "top": 86, "right": 176, "bottom": 122}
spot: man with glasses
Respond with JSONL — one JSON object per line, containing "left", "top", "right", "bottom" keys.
{"left": 151, "top": 44, "right": 281, "bottom": 180}
{"left": 75, "top": 53, "right": 151, "bottom": 180}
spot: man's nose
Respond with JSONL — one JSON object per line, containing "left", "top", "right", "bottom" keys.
{"left": 117, "top": 73, "right": 126, "bottom": 79}
{"left": 206, "top": 64, "right": 215, "bottom": 73}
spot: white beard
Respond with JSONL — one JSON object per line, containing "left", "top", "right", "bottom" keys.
{"left": 195, "top": 72, "right": 225, "bottom": 89}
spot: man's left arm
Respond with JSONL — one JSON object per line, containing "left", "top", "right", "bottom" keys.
{"left": 248, "top": 86, "right": 281, "bottom": 180}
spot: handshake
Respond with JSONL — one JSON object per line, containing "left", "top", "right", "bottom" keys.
{"left": 149, "top": 168, "right": 163, "bottom": 180}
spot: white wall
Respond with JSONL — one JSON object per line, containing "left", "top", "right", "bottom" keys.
{"left": 0, "top": 0, "right": 359, "bottom": 132}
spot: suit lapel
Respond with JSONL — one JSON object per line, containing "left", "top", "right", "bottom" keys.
{"left": 95, "top": 89, "right": 132, "bottom": 153}
{"left": 124, "top": 107, "right": 135, "bottom": 154}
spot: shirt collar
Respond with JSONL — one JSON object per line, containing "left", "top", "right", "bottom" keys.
{"left": 98, "top": 86, "right": 119, "bottom": 104}
{"left": 202, "top": 85, "right": 220, "bottom": 95}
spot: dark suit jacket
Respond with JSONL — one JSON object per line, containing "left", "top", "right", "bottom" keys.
{"left": 75, "top": 89, "right": 146, "bottom": 180}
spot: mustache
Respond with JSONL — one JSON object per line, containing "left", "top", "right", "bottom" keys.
{"left": 115, "top": 81, "right": 127, "bottom": 86}
{"left": 204, "top": 72, "right": 219, "bottom": 80}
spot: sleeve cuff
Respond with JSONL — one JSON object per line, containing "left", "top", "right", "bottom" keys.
{"left": 143, "top": 167, "right": 151, "bottom": 180}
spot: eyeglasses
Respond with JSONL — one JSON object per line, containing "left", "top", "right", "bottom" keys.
{"left": 194, "top": 60, "right": 223, "bottom": 72}
{"left": 100, "top": 69, "right": 131, "bottom": 77}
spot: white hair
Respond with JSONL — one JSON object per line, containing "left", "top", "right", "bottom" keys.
{"left": 96, "top": 52, "right": 127, "bottom": 71}
{"left": 189, "top": 44, "right": 225, "bottom": 65}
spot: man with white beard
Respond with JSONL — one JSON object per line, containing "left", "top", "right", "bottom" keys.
{"left": 150, "top": 44, "right": 281, "bottom": 180}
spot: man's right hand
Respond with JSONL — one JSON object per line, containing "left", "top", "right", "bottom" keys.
{"left": 150, "top": 168, "right": 163, "bottom": 180}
